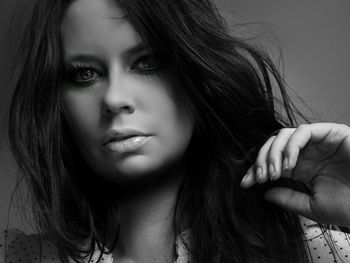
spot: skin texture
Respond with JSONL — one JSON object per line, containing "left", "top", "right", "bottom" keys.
{"left": 59, "top": 0, "right": 350, "bottom": 260}
{"left": 61, "top": 0, "right": 193, "bottom": 185}
{"left": 241, "top": 122, "right": 350, "bottom": 228}
{"left": 60, "top": 0, "right": 193, "bottom": 262}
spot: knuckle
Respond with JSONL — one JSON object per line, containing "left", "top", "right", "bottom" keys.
{"left": 278, "top": 127, "right": 291, "bottom": 134}
{"left": 339, "top": 123, "right": 350, "bottom": 131}
{"left": 298, "top": 123, "right": 308, "bottom": 130}
{"left": 255, "top": 161, "right": 263, "bottom": 169}
{"left": 283, "top": 143, "right": 293, "bottom": 154}
{"left": 269, "top": 135, "right": 277, "bottom": 140}
{"left": 255, "top": 154, "right": 265, "bottom": 164}
{"left": 259, "top": 136, "right": 275, "bottom": 152}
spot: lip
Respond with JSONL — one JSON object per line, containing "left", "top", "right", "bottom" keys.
{"left": 103, "top": 135, "right": 150, "bottom": 154}
{"left": 102, "top": 129, "right": 150, "bottom": 145}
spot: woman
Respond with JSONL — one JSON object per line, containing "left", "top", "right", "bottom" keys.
{"left": 1, "top": 0, "right": 350, "bottom": 262}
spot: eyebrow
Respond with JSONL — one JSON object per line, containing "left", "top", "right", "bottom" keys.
{"left": 125, "top": 42, "right": 150, "bottom": 55}
{"left": 64, "top": 54, "right": 103, "bottom": 66}
{"left": 64, "top": 43, "right": 151, "bottom": 66}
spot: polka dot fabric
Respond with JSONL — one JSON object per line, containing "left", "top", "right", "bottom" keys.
{"left": 300, "top": 216, "right": 350, "bottom": 262}
{"left": 0, "top": 229, "right": 62, "bottom": 263}
{"left": 1, "top": 216, "right": 350, "bottom": 262}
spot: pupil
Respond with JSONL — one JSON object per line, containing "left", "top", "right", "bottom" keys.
{"left": 144, "top": 58, "right": 155, "bottom": 69}
{"left": 81, "top": 70, "right": 93, "bottom": 80}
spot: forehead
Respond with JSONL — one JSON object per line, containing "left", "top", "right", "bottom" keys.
{"left": 66, "top": 0, "right": 125, "bottom": 18}
{"left": 60, "top": 0, "right": 142, "bottom": 59}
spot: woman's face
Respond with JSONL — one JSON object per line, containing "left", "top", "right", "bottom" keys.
{"left": 60, "top": 0, "right": 193, "bottom": 184}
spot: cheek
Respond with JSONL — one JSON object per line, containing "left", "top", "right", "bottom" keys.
{"left": 149, "top": 88, "right": 194, "bottom": 157}
{"left": 62, "top": 91, "right": 100, "bottom": 149}
{"left": 163, "top": 112, "right": 193, "bottom": 156}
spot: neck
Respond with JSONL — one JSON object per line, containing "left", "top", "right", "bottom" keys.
{"left": 109, "top": 163, "right": 189, "bottom": 263}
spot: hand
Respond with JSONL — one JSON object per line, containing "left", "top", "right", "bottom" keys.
{"left": 240, "top": 123, "right": 350, "bottom": 228}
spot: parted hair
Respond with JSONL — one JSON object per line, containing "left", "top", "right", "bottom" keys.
{"left": 8, "top": 0, "right": 313, "bottom": 262}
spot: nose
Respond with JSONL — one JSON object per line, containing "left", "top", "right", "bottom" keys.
{"left": 101, "top": 75, "right": 135, "bottom": 117}
{"left": 102, "top": 103, "right": 135, "bottom": 116}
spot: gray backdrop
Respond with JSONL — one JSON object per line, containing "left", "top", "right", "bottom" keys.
{"left": 1, "top": 0, "right": 349, "bottom": 233}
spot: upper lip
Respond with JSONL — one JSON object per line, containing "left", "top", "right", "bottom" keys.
{"left": 102, "top": 129, "right": 149, "bottom": 145}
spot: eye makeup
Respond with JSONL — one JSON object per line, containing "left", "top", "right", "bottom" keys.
{"left": 63, "top": 51, "right": 164, "bottom": 90}
{"left": 64, "top": 61, "right": 105, "bottom": 89}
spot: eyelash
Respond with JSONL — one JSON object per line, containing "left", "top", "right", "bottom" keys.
{"left": 133, "top": 54, "right": 161, "bottom": 74}
{"left": 65, "top": 54, "right": 161, "bottom": 89}
{"left": 66, "top": 64, "right": 103, "bottom": 89}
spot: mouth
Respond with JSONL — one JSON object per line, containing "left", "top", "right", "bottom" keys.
{"left": 102, "top": 129, "right": 149, "bottom": 145}
{"left": 102, "top": 129, "right": 151, "bottom": 153}
{"left": 104, "top": 134, "right": 141, "bottom": 144}
{"left": 103, "top": 135, "right": 150, "bottom": 153}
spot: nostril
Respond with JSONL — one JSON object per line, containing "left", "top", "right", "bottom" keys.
{"left": 102, "top": 104, "right": 135, "bottom": 115}
{"left": 103, "top": 107, "right": 112, "bottom": 115}
{"left": 120, "top": 105, "right": 134, "bottom": 113}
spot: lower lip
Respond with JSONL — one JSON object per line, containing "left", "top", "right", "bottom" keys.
{"left": 103, "top": 136, "right": 150, "bottom": 154}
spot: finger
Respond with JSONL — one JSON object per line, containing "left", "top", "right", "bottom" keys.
{"left": 263, "top": 187, "right": 316, "bottom": 221}
{"left": 283, "top": 123, "right": 349, "bottom": 172}
{"left": 266, "top": 128, "right": 295, "bottom": 181}
{"left": 240, "top": 165, "right": 256, "bottom": 188}
{"left": 254, "top": 135, "right": 276, "bottom": 184}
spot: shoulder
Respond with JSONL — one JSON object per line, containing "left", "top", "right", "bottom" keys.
{"left": 0, "top": 229, "right": 114, "bottom": 263}
{"left": 0, "top": 228, "right": 61, "bottom": 263}
{"left": 299, "top": 216, "right": 350, "bottom": 262}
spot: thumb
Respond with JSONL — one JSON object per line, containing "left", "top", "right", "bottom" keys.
{"left": 264, "top": 187, "right": 315, "bottom": 220}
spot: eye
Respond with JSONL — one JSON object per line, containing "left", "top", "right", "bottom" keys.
{"left": 65, "top": 63, "right": 103, "bottom": 87}
{"left": 77, "top": 69, "right": 95, "bottom": 81}
{"left": 130, "top": 54, "right": 161, "bottom": 73}
{"left": 72, "top": 67, "right": 100, "bottom": 83}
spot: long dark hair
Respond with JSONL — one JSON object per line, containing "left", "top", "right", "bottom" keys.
{"left": 8, "top": 0, "right": 315, "bottom": 262}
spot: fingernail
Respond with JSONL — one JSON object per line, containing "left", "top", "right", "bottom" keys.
{"left": 283, "top": 157, "right": 289, "bottom": 170}
{"left": 269, "top": 163, "right": 275, "bottom": 180}
{"left": 240, "top": 174, "right": 249, "bottom": 187}
{"left": 256, "top": 166, "right": 263, "bottom": 183}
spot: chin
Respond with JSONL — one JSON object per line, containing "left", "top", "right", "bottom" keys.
{"left": 114, "top": 155, "right": 158, "bottom": 176}
{"left": 96, "top": 154, "right": 184, "bottom": 187}
{"left": 96, "top": 154, "right": 161, "bottom": 180}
